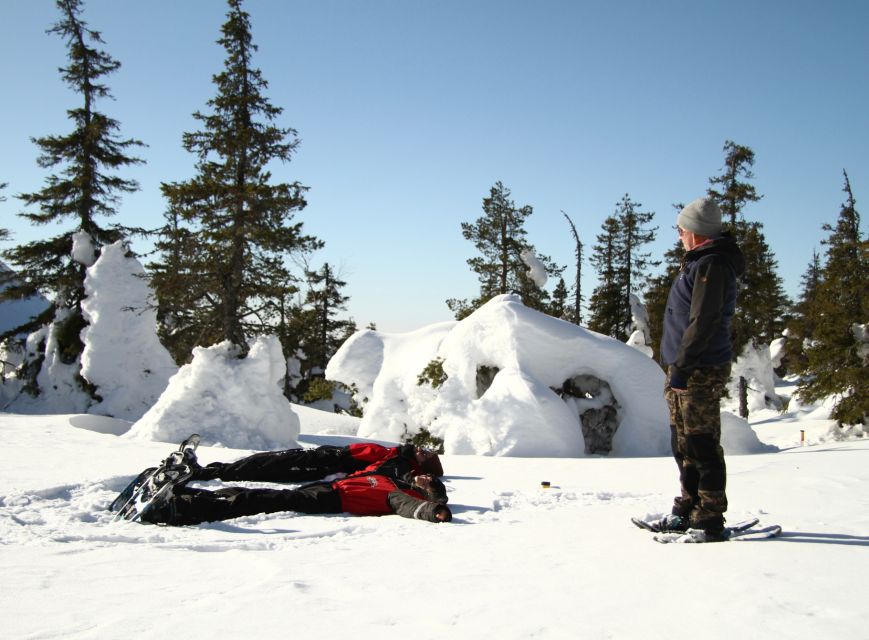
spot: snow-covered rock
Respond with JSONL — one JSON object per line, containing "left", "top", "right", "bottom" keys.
{"left": 327, "top": 294, "right": 670, "bottom": 457}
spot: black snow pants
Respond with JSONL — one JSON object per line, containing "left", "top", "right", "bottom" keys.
{"left": 191, "top": 445, "right": 358, "bottom": 483}
{"left": 156, "top": 483, "right": 343, "bottom": 526}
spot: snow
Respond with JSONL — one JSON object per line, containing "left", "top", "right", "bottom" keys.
{"left": 729, "top": 341, "right": 783, "bottom": 412}
{"left": 1, "top": 384, "right": 867, "bottom": 639}
{"left": 2, "top": 242, "right": 867, "bottom": 638}
{"left": 328, "top": 294, "right": 670, "bottom": 457}
{"left": 6, "top": 243, "right": 179, "bottom": 417}
{"left": 80, "top": 241, "right": 178, "bottom": 421}
{"left": 71, "top": 230, "right": 97, "bottom": 267}
{"left": 626, "top": 292, "right": 654, "bottom": 357}
{"left": 16, "top": 306, "right": 93, "bottom": 414}
{"left": 520, "top": 248, "right": 549, "bottom": 288}
{"left": 127, "top": 335, "right": 302, "bottom": 450}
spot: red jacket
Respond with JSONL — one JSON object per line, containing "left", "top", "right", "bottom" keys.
{"left": 345, "top": 443, "right": 422, "bottom": 477}
{"left": 334, "top": 474, "right": 427, "bottom": 516}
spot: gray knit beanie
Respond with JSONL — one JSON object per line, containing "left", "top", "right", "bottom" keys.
{"left": 676, "top": 197, "right": 722, "bottom": 237}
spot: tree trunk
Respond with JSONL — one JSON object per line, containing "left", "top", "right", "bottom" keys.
{"left": 738, "top": 375, "right": 749, "bottom": 419}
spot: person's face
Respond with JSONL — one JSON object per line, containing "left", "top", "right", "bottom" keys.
{"left": 415, "top": 447, "right": 435, "bottom": 465}
{"left": 678, "top": 226, "right": 696, "bottom": 251}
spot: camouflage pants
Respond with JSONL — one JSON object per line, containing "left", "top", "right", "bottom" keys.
{"left": 665, "top": 364, "right": 730, "bottom": 528}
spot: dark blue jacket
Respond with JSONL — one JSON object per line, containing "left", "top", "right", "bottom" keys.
{"left": 660, "top": 233, "right": 745, "bottom": 389}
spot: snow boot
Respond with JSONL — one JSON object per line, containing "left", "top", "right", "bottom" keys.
{"left": 655, "top": 514, "right": 688, "bottom": 532}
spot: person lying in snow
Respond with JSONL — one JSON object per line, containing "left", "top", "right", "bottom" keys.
{"left": 189, "top": 442, "right": 444, "bottom": 488}
{"left": 140, "top": 472, "right": 452, "bottom": 525}
{"left": 187, "top": 442, "right": 446, "bottom": 502}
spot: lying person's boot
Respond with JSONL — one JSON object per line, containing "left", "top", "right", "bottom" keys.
{"left": 139, "top": 492, "right": 178, "bottom": 525}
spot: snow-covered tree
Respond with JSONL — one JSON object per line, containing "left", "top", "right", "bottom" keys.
{"left": 1, "top": 0, "right": 144, "bottom": 398}
{"left": 448, "top": 181, "right": 561, "bottom": 318}
{"left": 625, "top": 293, "right": 653, "bottom": 357}
{"left": 80, "top": 241, "right": 178, "bottom": 421}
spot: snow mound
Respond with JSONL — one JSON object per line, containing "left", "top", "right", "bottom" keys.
{"left": 327, "top": 294, "right": 670, "bottom": 457}
{"left": 80, "top": 241, "right": 178, "bottom": 421}
{"left": 720, "top": 411, "right": 779, "bottom": 454}
{"left": 127, "top": 336, "right": 300, "bottom": 449}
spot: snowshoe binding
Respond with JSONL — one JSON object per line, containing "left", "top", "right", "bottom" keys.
{"left": 111, "top": 434, "right": 201, "bottom": 523}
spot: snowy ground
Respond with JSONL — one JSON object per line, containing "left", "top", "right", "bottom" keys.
{"left": 1, "top": 386, "right": 868, "bottom": 639}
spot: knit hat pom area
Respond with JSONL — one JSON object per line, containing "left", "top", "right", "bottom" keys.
{"left": 677, "top": 197, "right": 722, "bottom": 237}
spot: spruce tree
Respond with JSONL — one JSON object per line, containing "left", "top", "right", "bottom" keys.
{"left": 733, "top": 221, "right": 790, "bottom": 347}
{"left": 707, "top": 140, "right": 789, "bottom": 417}
{"left": 301, "top": 263, "right": 355, "bottom": 375}
{"left": 561, "top": 211, "right": 584, "bottom": 324}
{"left": 1, "top": 0, "right": 143, "bottom": 372}
{"left": 0, "top": 184, "right": 11, "bottom": 318}
{"left": 617, "top": 194, "right": 659, "bottom": 303}
{"left": 798, "top": 171, "right": 868, "bottom": 425}
{"left": 708, "top": 141, "right": 760, "bottom": 227}
{"left": 644, "top": 233, "right": 685, "bottom": 361}
{"left": 147, "top": 206, "right": 201, "bottom": 364}
{"left": 447, "top": 181, "right": 561, "bottom": 318}
{"left": 588, "top": 215, "right": 621, "bottom": 337}
{"left": 549, "top": 277, "right": 569, "bottom": 320}
{"left": 156, "top": 0, "right": 321, "bottom": 358}
{"left": 784, "top": 251, "right": 823, "bottom": 374}
{"left": 277, "top": 264, "right": 354, "bottom": 405}
{"left": 0, "top": 183, "right": 9, "bottom": 244}
{"left": 588, "top": 195, "right": 659, "bottom": 341}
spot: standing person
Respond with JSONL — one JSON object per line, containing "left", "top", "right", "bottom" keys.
{"left": 658, "top": 197, "right": 745, "bottom": 540}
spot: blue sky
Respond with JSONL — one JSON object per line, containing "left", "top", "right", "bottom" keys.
{"left": 1, "top": 0, "right": 867, "bottom": 332}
